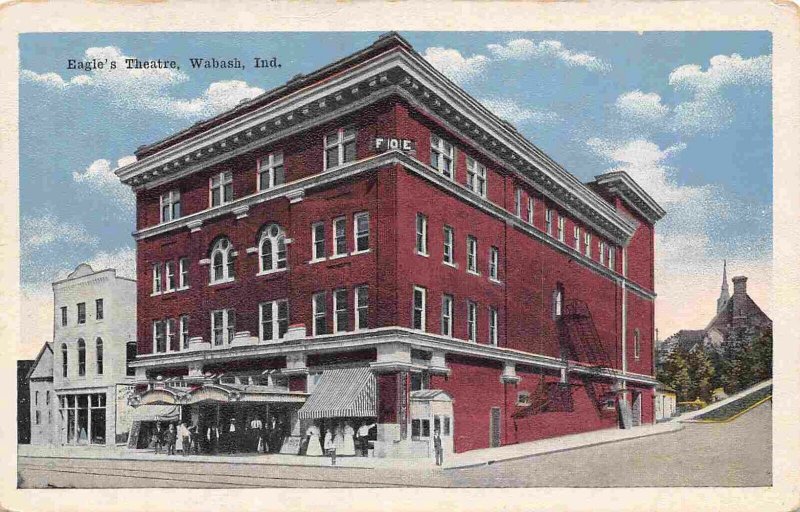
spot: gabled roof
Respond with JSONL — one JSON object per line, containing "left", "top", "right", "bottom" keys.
{"left": 705, "top": 293, "right": 773, "bottom": 333}
{"left": 26, "top": 342, "right": 53, "bottom": 381}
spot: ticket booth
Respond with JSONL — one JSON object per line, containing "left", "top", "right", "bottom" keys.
{"left": 409, "top": 390, "right": 454, "bottom": 458}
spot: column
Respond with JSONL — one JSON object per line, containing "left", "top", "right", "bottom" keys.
{"left": 283, "top": 352, "right": 308, "bottom": 392}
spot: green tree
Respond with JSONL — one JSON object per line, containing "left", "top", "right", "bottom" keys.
{"left": 747, "top": 327, "right": 773, "bottom": 384}
{"left": 657, "top": 348, "right": 692, "bottom": 401}
{"left": 686, "top": 347, "right": 716, "bottom": 402}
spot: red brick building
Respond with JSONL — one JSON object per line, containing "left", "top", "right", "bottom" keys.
{"left": 117, "top": 32, "right": 665, "bottom": 457}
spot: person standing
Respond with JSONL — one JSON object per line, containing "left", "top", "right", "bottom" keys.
{"left": 433, "top": 428, "right": 443, "bottom": 466}
{"left": 324, "top": 428, "right": 336, "bottom": 465}
{"left": 178, "top": 422, "right": 191, "bottom": 456}
{"left": 207, "top": 423, "right": 219, "bottom": 454}
{"left": 152, "top": 423, "right": 164, "bottom": 454}
{"left": 250, "top": 416, "right": 264, "bottom": 453}
{"left": 165, "top": 424, "right": 177, "bottom": 456}
{"left": 341, "top": 422, "right": 356, "bottom": 456}
{"left": 306, "top": 424, "right": 322, "bottom": 457}
{"left": 227, "top": 418, "right": 237, "bottom": 453}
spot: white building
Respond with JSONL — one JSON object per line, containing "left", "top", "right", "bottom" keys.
{"left": 50, "top": 264, "right": 137, "bottom": 446}
{"left": 28, "top": 343, "right": 56, "bottom": 445}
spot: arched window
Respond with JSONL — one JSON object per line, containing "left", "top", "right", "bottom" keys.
{"left": 77, "top": 338, "right": 86, "bottom": 376}
{"left": 61, "top": 343, "right": 68, "bottom": 377}
{"left": 552, "top": 284, "right": 564, "bottom": 319}
{"left": 96, "top": 338, "right": 104, "bottom": 375}
{"left": 210, "top": 237, "right": 235, "bottom": 283}
{"left": 259, "top": 224, "right": 287, "bottom": 273}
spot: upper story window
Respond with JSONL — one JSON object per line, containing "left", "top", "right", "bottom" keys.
{"left": 412, "top": 286, "right": 427, "bottom": 331}
{"left": 210, "top": 171, "right": 233, "bottom": 207}
{"left": 430, "top": 134, "right": 454, "bottom": 179}
{"left": 608, "top": 245, "right": 615, "bottom": 270}
{"left": 77, "top": 338, "right": 86, "bottom": 376}
{"left": 527, "top": 197, "right": 534, "bottom": 224}
{"left": 545, "top": 208, "right": 553, "bottom": 237}
{"left": 152, "top": 264, "right": 163, "bottom": 294}
{"left": 514, "top": 188, "right": 522, "bottom": 217}
{"left": 633, "top": 328, "right": 641, "bottom": 359}
{"left": 95, "top": 299, "right": 104, "bottom": 321}
{"left": 553, "top": 284, "right": 564, "bottom": 319}
{"left": 312, "top": 292, "right": 327, "bottom": 336}
{"left": 160, "top": 189, "right": 181, "bottom": 223}
{"left": 355, "top": 285, "right": 369, "bottom": 330}
{"left": 96, "top": 338, "right": 103, "bottom": 375}
{"left": 180, "top": 315, "right": 190, "bottom": 350}
{"left": 466, "top": 157, "right": 486, "bottom": 197}
{"left": 153, "top": 320, "right": 166, "bottom": 353}
{"left": 573, "top": 226, "right": 581, "bottom": 252}
{"left": 489, "top": 308, "right": 498, "bottom": 346}
{"left": 312, "top": 222, "right": 326, "bottom": 261}
{"left": 166, "top": 318, "right": 177, "bottom": 352}
{"left": 332, "top": 217, "right": 347, "bottom": 257}
{"left": 599, "top": 241, "right": 606, "bottom": 265}
{"left": 557, "top": 216, "right": 565, "bottom": 243}
{"left": 61, "top": 344, "right": 67, "bottom": 377}
{"left": 77, "top": 303, "right": 86, "bottom": 324}
{"left": 333, "top": 288, "right": 349, "bottom": 333}
{"left": 211, "top": 309, "right": 235, "bottom": 346}
{"left": 179, "top": 257, "right": 189, "bottom": 288}
{"left": 584, "top": 232, "right": 592, "bottom": 258}
{"left": 210, "top": 237, "right": 235, "bottom": 284}
{"left": 416, "top": 213, "right": 428, "bottom": 256}
{"left": 467, "top": 236, "right": 478, "bottom": 274}
{"left": 260, "top": 300, "right": 289, "bottom": 342}
{"left": 467, "top": 301, "right": 477, "bottom": 342}
{"left": 60, "top": 306, "right": 67, "bottom": 327}
{"left": 259, "top": 224, "right": 287, "bottom": 273}
{"left": 441, "top": 294, "right": 453, "bottom": 337}
{"left": 258, "top": 152, "right": 285, "bottom": 191}
{"left": 354, "top": 212, "right": 370, "bottom": 253}
{"left": 324, "top": 127, "right": 356, "bottom": 170}
{"left": 443, "top": 226, "right": 454, "bottom": 265}
{"left": 165, "top": 261, "right": 176, "bottom": 292}
{"left": 489, "top": 246, "right": 499, "bottom": 281}
{"left": 126, "top": 342, "right": 137, "bottom": 376}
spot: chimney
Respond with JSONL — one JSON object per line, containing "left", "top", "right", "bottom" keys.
{"left": 731, "top": 276, "right": 748, "bottom": 328}
{"left": 732, "top": 276, "right": 747, "bottom": 297}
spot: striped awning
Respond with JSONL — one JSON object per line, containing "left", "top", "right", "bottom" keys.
{"left": 297, "top": 366, "right": 377, "bottom": 419}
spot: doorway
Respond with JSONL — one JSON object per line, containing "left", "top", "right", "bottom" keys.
{"left": 632, "top": 392, "right": 642, "bottom": 426}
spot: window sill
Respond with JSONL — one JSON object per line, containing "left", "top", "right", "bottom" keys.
{"left": 350, "top": 249, "right": 370, "bottom": 256}
{"left": 162, "top": 288, "right": 176, "bottom": 295}
{"left": 150, "top": 291, "right": 162, "bottom": 297}
{"left": 209, "top": 278, "right": 235, "bottom": 286}
{"left": 489, "top": 278, "right": 502, "bottom": 285}
{"left": 176, "top": 286, "right": 190, "bottom": 292}
{"left": 257, "top": 268, "right": 288, "bottom": 277}
{"left": 467, "top": 270, "right": 481, "bottom": 277}
{"left": 309, "top": 258, "right": 326, "bottom": 264}
{"left": 442, "top": 261, "right": 458, "bottom": 269}
{"left": 330, "top": 253, "right": 348, "bottom": 260}
{"left": 416, "top": 252, "right": 429, "bottom": 258}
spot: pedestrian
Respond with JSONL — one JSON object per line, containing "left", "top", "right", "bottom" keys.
{"left": 178, "top": 422, "right": 191, "bottom": 456}
{"left": 324, "top": 428, "right": 336, "bottom": 465}
{"left": 152, "top": 423, "right": 164, "bottom": 454}
{"left": 306, "top": 423, "right": 322, "bottom": 457}
{"left": 227, "top": 418, "right": 237, "bottom": 453}
{"left": 250, "top": 416, "right": 264, "bottom": 452}
{"left": 165, "top": 424, "right": 177, "bottom": 456}
{"left": 433, "top": 428, "right": 443, "bottom": 466}
{"left": 206, "top": 423, "right": 219, "bottom": 454}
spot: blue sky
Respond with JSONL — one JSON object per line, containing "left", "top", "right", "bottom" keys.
{"left": 18, "top": 31, "right": 772, "bottom": 357}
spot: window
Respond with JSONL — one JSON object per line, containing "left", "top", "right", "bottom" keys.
{"left": 35, "top": 390, "right": 39, "bottom": 406}
{"left": 411, "top": 418, "right": 431, "bottom": 439}
{"left": 60, "top": 306, "right": 67, "bottom": 327}
{"left": 608, "top": 245, "right": 615, "bottom": 270}
{"left": 210, "top": 238, "right": 234, "bottom": 283}
{"left": 259, "top": 224, "right": 287, "bottom": 272}
{"left": 61, "top": 344, "right": 68, "bottom": 377}
{"left": 515, "top": 188, "right": 522, "bottom": 217}
{"left": 96, "top": 338, "right": 103, "bottom": 375}
{"left": 517, "top": 391, "right": 531, "bottom": 406}
{"left": 312, "top": 222, "right": 326, "bottom": 261}
{"left": 258, "top": 151, "right": 285, "bottom": 191}
{"left": 126, "top": 342, "right": 137, "bottom": 376}
{"left": 584, "top": 232, "right": 592, "bottom": 258}
{"left": 210, "top": 171, "right": 233, "bottom": 207}
{"left": 95, "top": 299, "right": 104, "bottom": 321}
{"left": 211, "top": 309, "right": 235, "bottom": 346}
{"left": 165, "top": 261, "right": 176, "bottom": 291}
{"left": 443, "top": 416, "right": 451, "bottom": 436}
{"left": 152, "top": 264, "right": 162, "bottom": 294}
{"left": 526, "top": 197, "right": 535, "bottom": 224}
{"left": 545, "top": 208, "right": 553, "bottom": 236}
{"left": 260, "top": 300, "right": 289, "bottom": 342}
{"left": 553, "top": 285, "right": 564, "bottom": 319}
{"left": 416, "top": 213, "right": 428, "bottom": 255}
{"left": 354, "top": 212, "right": 370, "bottom": 253}
{"left": 312, "top": 292, "right": 327, "bottom": 336}
{"left": 77, "top": 303, "right": 86, "bottom": 324}
{"left": 46, "top": 391, "right": 50, "bottom": 405}
{"left": 77, "top": 339, "right": 86, "bottom": 376}
{"left": 467, "top": 301, "right": 477, "bottom": 342}
{"left": 35, "top": 410, "right": 40, "bottom": 425}
{"left": 355, "top": 286, "right": 369, "bottom": 330}
{"left": 332, "top": 217, "right": 347, "bottom": 257}
{"left": 430, "top": 134, "right": 454, "bottom": 179}
{"left": 467, "top": 236, "right": 478, "bottom": 274}
{"left": 443, "top": 226, "right": 454, "bottom": 265}
{"left": 489, "top": 246, "right": 499, "bottom": 281}
{"left": 324, "top": 127, "right": 356, "bottom": 169}
{"left": 159, "top": 189, "right": 181, "bottom": 223}
{"left": 466, "top": 157, "right": 486, "bottom": 197}
{"left": 153, "top": 320, "right": 166, "bottom": 353}
{"left": 557, "top": 216, "right": 565, "bottom": 242}
{"left": 411, "top": 372, "right": 430, "bottom": 392}
{"left": 441, "top": 294, "right": 453, "bottom": 337}
{"left": 180, "top": 315, "right": 190, "bottom": 349}
{"left": 412, "top": 286, "right": 427, "bottom": 331}
{"left": 634, "top": 329, "right": 641, "bottom": 359}
{"left": 573, "top": 226, "right": 581, "bottom": 251}
{"left": 599, "top": 241, "right": 606, "bottom": 265}
{"left": 179, "top": 257, "right": 189, "bottom": 288}
{"left": 166, "top": 318, "right": 177, "bottom": 352}
{"left": 489, "top": 308, "right": 498, "bottom": 346}
{"left": 333, "top": 289, "right": 349, "bottom": 333}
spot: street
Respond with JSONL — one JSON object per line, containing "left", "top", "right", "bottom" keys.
{"left": 17, "top": 401, "right": 770, "bottom": 488}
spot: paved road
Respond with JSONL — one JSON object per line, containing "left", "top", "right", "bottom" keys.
{"left": 18, "top": 401, "right": 770, "bottom": 488}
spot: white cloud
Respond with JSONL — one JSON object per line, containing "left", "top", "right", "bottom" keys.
{"left": 21, "top": 46, "right": 264, "bottom": 121}
{"left": 72, "top": 157, "right": 136, "bottom": 213}
{"left": 614, "top": 90, "right": 670, "bottom": 126}
{"left": 479, "top": 98, "right": 560, "bottom": 125}
{"left": 21, "top": 215, "right": 99, "bottom": 253}
{"left": 422, "top": 47, "right": 490, "bottom": 84}
{"left": 487, "top": 39, "right": 610, "bottom": 73}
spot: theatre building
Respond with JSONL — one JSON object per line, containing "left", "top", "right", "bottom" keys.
{"left": 116, "top": 33, "right": 664, "bottom": 457}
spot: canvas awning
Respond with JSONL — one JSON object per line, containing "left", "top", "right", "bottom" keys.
{"left": 132, "top": 404, "right": 181, "bottom": 422}
{"left": 298, "top": 366, "right": 377, "bottom": 419}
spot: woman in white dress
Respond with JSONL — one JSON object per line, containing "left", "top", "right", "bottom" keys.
{"left": 340, "top": 422, "right": 356, "bottom": 456}
{"left": 333, "top": 422, "right": 345, "bottom": 454}
{"left": 305, "top": 423, "right": 323, "bottom": 456}
{"left": 175, "top": 423, "right": 184, "bottom": 453}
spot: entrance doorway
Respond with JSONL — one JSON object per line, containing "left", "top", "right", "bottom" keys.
{"left": 490, "top": 407, "right": 501, "bottom": 448}
{"left": 632, "top": 392, "right": 642, "bottom": 426}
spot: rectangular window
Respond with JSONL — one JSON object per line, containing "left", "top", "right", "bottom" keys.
{"left": 179, "top": 257, "right": 189, "bottom": 288}
{"left": 412, "top": 286, "right": 427, "bottom": 331}
{"left": 152, "top": 264, "right": 162, "bottom": 294}
{"left": 355, "top": 286, "right": 369, "bottom": 330}
{"left": 180, "top": 315, "right": 190, "bottom": 350}
{"left": 95, "top": 299, "right": 104, "bottom": 321}
{"left": 211, "top": 309, "right": 235, "bottom": 346}
{"left": 333, "top": 288, "right": 349, "bottom": 333}
{"left": 466, "top": 157, "right": 486, "bottom": 197}
{"left": 599, "top": 241, "right": 606, "bottom": 265}
{"left": 527, "top": 197, "right": 534, "bottom": 224}
{"left": 489, "top": 246, "right": 499, "bottom": 281}
{"left": 312, "top": 222, "right": 326, "bottom": 261}
{"left": 489, "top": 307, "right": 498, "bottom": 346}
{"left": 77, "top": 302, "right": 86, "bottom": 324}
{"left": 154, "top": 320, "right": 167, "bottom": 353}
{"left": 258, "top": 151, "right": 285, "bottom": 191}
{"left": 324, "top": 127, "right": 356, "bottom": 170}
{"left": 333, "top": 217, "right": 347, "bottom": 257}
{"left": 545, "top": 208, "right": 553, "bottom": 236}
{"left": 430, "top": 134, "right": 454, "bottom": 179}
{"left": 467, "top": 301, "right": 477, "bottom": 342}
{"left": 354, "top": 212, "right": 370, "bottom": 253}
{"left": 585, "top": 232, "right": 592, "bottom": 258}
{"left": 159, "top": 190, "right": 181, "bottom": 223}
{"left": 60, "top": 306, "right": 67, "bottom": 327}
{"left": 573, "top": 226, "right": 581, "bottom": 251}
{"left": 467, "top": 236, "right": 478, "bottom": 273}
{"left": 608, "top": 245, "right": 615, "bottom": 270}
{"left": 416, "top": 213, "right": 428, "bottom": 255}
{"left": 165, "top": 261, "right": 176, "bottom": 292}
{"left": 634, "top": 331, "right": 641, "bottom": 359}
{"left": 210, "top": 171, "right": 233, "bottom": 207}
{"left": 312, "top": 292, "right": 327, "bottom": 336}
{"left": 557, "top": 216, "right": 565, "bottom": 242}
{"left": 166, "top": 318, "right": 176, "bottom": 352}
{"left": 260, "top": 300, "right": 289, "bottom": 342}
{"left": 514, "top": 188, "right": 522, "bottom": 217}
{"left": 443, "top": 226, "right": 454, "bottom": 265}
{"left": 441, "top": 294, "right": 453, "bottom": 337}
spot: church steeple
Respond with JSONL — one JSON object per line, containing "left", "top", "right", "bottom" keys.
{"left": 717, "top": 260, "right": 730, "bottom": 313}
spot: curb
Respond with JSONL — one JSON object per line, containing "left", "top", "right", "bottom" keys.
{"left": 682, "top": 395, "right": 772, "bottom": 424}
{"left": 442, "top": 424, "right": 686, "bottom": 471}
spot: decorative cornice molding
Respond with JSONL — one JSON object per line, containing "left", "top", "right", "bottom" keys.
{"left": 591, "top": 171, "right": 666, "bottom": 224}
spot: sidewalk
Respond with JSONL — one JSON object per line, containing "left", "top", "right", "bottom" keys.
{"left": 18, "top": 421, "right": 683, "bottom": 471}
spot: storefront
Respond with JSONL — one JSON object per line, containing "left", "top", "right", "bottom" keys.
{"left": 58, "top": 392, "right": 108, "bottom": 445}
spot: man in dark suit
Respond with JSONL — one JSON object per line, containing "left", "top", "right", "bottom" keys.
{"left": 433, "top": 428, "right": 443, "bottom": 466}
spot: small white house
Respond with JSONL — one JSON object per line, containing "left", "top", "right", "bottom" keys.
{"left": 655, "top": 384, "right": 677, "bottom": 422}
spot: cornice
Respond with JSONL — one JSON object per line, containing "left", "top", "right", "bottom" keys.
{"left": 592, "top": 171, "right": 666, "bottom": 224}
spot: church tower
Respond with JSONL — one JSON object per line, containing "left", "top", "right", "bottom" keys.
{"left": 717, "top": 260, "right": 730, "bottom": 313}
